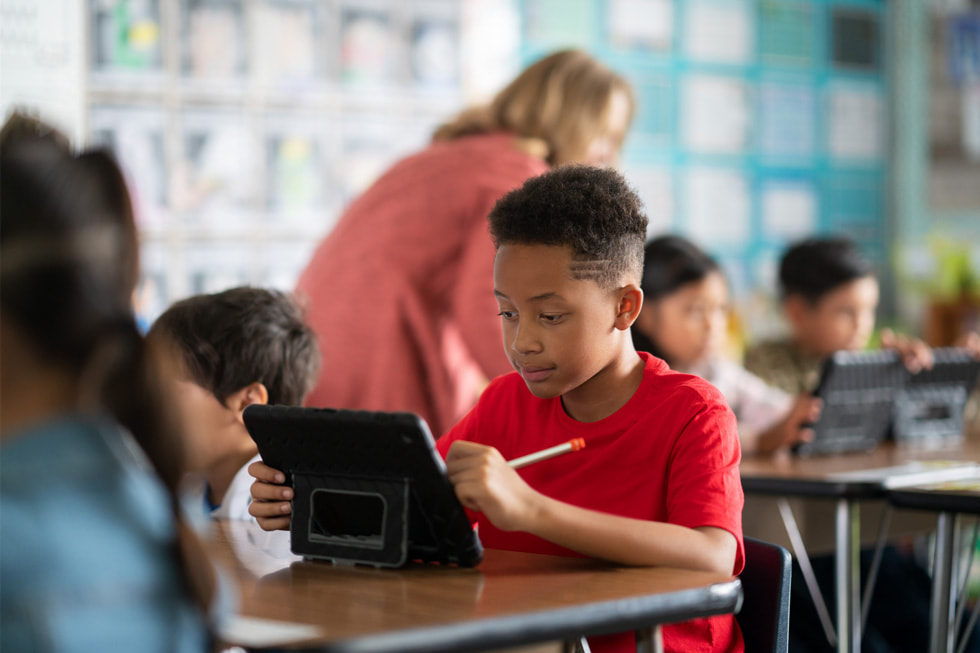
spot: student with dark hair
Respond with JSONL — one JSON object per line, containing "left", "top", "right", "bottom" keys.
{"left": 0, "top": 113, "right": 225, "bottom": 651}
{"left": 148, "top": 286, "right": 320, "bottom": 520}
{"left": 633, "top": 235, "right": 820, "bottom": 454}
{"left": 743, "top": 235, "right": 980, "bottom": 653}
{"left": 250, "top": 166, "right": 746, "bottom": 653}
{"left": 745, "top": 236, "right": 931, "bottom": 393}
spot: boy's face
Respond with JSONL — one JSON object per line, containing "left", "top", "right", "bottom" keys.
{"left": 789, "top": 275, "right": 879, "bottom": 358}
{"left": 173, "top": 379, "right": 248, "bottom": 472}
{"left": 493, "top": 243, "right": 631, "bottom": 403}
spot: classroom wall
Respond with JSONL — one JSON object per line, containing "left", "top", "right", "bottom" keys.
{"left": 5, "top": 0, "right": 976, "bottom": 343}
{"left": 892, "top": 0, "right": 980, "bottom": 342}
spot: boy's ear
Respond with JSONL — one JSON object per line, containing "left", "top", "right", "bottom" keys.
{"left": 226, "top": 382, "right": 269, "bottom": 423}
{"left": 614, "top": 284, "right": 643, "bottom": 330}
{"left": 783, "top": 294, "right": 810, "bottom": 332}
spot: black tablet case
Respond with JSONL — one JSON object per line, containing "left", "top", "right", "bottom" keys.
{"left": 892, "top": 347, "right": 980, "bottom": 444}
{"left": 796, "top": 350, "right": 906, "bottom": 457}
{"left": 243, "top": 405, "right": 483, "bottom": 568}
{"left": 798, "top": 347, "right": 980, "bottom": 456}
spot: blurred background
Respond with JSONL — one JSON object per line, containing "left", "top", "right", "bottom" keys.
{"left": 1, "top": 0, "right": 978, "bottom": 346}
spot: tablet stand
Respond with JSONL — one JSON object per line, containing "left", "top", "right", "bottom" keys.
{"left": 243, "top": 405, "right": 483, "bottom": 569}
{"left": 292, "top": 472, "right": 411, "bottom": 567}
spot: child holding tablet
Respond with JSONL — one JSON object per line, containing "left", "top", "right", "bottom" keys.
{"left": 149, "top": 286, "right": 319, "bottom": 520}
{"left": 250, "top": 166, "right": 745, "bottom": 652}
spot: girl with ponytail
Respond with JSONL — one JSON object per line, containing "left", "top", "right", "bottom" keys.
{"left": 0, "top": 113, "right": 225, "bottom": 652}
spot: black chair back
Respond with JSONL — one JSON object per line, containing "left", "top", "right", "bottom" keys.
{"left": 737, "top": 536, "right": 792, "bottom": 653}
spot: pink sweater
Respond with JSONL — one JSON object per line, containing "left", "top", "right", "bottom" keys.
{"left": 295, "top": 132, "right": 549, "bottom": 436}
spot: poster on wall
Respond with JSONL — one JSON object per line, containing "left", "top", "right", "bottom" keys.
{"left": 622, "top": 165, "right": 674, "bottom": 238}
{"left": 683, "top": 167, "right": 751, "bottom": 247}
{"left": 607, "top": 0, "right": 673, "bottom": 52}
{"left": 682, "top": 75, "right": 751, "bottom": 154}
{"left": 684, "top": 0, "right": 753, "bottom": 64}
{"left": 524, "top": 0, "right": 594, "bottom": 49}
{"left": 761, "top": 179, "right": 817, "bottom": 240}
{"left": 759, "top": 82, "right": 815, "bottom": 159}
{"left": 827, "top": 84, "right": 884, "bottom": 161}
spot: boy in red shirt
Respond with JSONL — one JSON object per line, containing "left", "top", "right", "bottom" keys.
{"left": 249, "top": 166, "right": 745, "bottom": 652}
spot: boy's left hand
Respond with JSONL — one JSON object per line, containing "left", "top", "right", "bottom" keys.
{"left": 445, "top": 441, "right": 542, "bottom": 532}
{"left": 880, "top": 328, "right": 934, "bottom": 373}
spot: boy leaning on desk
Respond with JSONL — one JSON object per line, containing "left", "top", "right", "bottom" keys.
{"left": 248, "top": 165, "right": 747, "bottom": 653}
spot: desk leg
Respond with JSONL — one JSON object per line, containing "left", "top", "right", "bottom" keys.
{"left": 930, "top": 511, "right": 956, "bottom": 653}
{"left": 635, "top": 625, "right": 664, "bottom": 653}
{"left": 836, "top": 499, "right": 861, "bottom": 653}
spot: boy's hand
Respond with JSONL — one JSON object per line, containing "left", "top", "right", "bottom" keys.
{"left": 445, "top": 441, "right": 542, "bottom": 532}
{"left": 880, "top": 328, "right": 934, "bottom": 373}
{"left": 756, "top": 394, "right": 821, "bottom": 455}
{"left": 247, "top": 460, "right": 293, "bottom": 532}
{"left": 955, "top": 331, "right": 980, "bottom": 358}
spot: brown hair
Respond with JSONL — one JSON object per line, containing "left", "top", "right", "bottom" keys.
{"left": 433, "top": 50, "right": 634, "bottom": 166}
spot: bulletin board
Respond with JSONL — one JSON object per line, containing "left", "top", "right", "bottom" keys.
{"left": 520, "top": 0, "right": 890, "bottom": 322}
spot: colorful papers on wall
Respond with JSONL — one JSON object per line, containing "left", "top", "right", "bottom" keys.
{"left": 828, "top": 84, "right": 884, "bottom": 161}
{"left": 682, "top": 75, "right": 751, "bottom": 154}
{"left": 761, "top": 179, "right": 817, "bottom": 240}
{"left": 684, "top": 168, "right": 751, "bottom": 246}
{"left": 684, "top": 0, "right": 753, "bottom": 64}
{"left": 607, "top": 0, "right": 673, "bottom": 52}
{"left": 760, "top": 82, "right": 815, "bottom": 159}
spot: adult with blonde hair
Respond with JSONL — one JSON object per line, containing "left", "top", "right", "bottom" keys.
{"left": 297, "top": 49, "right": 634, "bottom": 435}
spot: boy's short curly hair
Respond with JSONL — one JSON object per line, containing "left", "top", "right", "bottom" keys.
{"left": 779, "top": 236, "right": 874, "bottom": 304}
{"left": 148, "top": 286, "right": 320, "bottom": 406}
{"left": 488, "top": 165, "right": 647, "bottom": 288}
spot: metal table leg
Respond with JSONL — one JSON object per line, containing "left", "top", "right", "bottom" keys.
{"left": 930, "top": 511, "right": 957, "bottom": 653}
{"left": 836, "top": 499, "right": 861, "bottom": 653}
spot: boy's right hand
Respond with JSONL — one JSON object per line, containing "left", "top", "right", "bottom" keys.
{"left": 247, "top": 460, "right": 292, "bottom": 532}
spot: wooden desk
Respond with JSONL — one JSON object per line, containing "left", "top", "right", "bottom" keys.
{"left": 890, "top": 479, "right": 980, "bottom": 653}
{"left": 211, "top": 520, "right": 742, "bottom": 653}
{"left": 740, "top": 440, "right": 980, "bottom": 653}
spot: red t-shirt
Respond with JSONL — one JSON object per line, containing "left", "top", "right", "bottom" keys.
{"left": 437, "top": 352, "right": 745, "bottom": 653}
{"left": 296, "top": 132, "right": 549, "bottom": 436}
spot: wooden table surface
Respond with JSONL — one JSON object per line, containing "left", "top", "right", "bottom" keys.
{"left": 740, "top": 440, "right": 980, "bottom": 498}
{"left": 212, "top": 520, "right": 742, "bottom": 652}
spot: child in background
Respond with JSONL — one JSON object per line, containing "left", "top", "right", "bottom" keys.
{"left": 743, "top": 235, "right": 980, "bottom": 653}
{"left": 148, "top": 286, "right": 320, "bottom": 520}
{"left": 744, "top": 236, "right": 932, "bottom": 392}
{"left": 0, "top": 114, "right": 226, "bottom": 651}
{"left": 632, "top": 235, "right": 820, "bottom": 455}
{"left": 250, "top": 166, "right": 746, "bottom": 653}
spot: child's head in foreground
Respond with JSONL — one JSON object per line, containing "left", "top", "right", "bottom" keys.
{"left": 778, "top": 236, "right": 878, "bottom": 357}
{"left": 147, "top": 286, "right": 320, "bottom": 473}
{"left": 632, "top": 235, "right": 728, "bottom": 369}
{"left": 487, "top": 165, "right": 647, "bottom": 401}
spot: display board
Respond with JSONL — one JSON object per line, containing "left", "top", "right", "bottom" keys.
{"left": 521, "top": 0, "right": 890, "bottom": 334}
